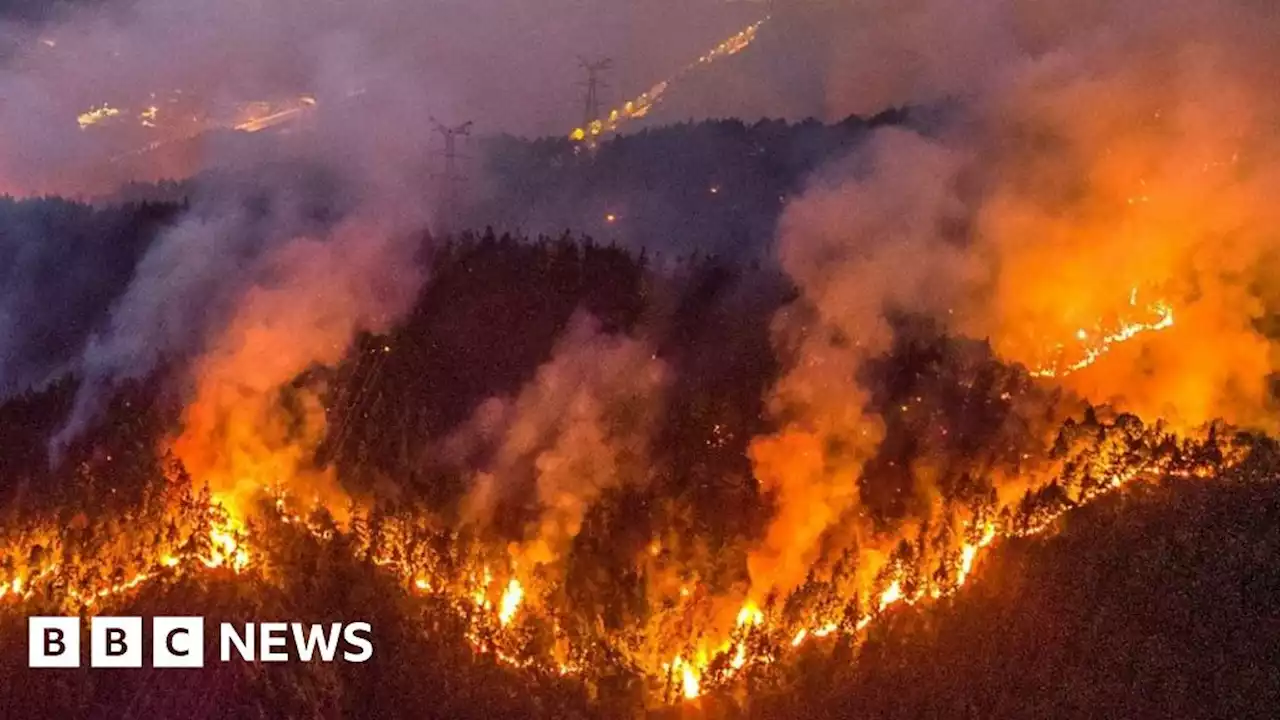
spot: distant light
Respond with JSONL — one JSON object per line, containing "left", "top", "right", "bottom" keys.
{"left": 605, "top": 213, "right": 617, "bottom": 223}
{"left": 709, "top": 186, "right": 720, "bottom": 194}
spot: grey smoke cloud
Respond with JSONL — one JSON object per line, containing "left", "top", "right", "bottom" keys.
{"left": 49, "top": 166, "right": 356, "bottom": 450}
{"left": 0, "top": 198, "right": 161, "bottom": 396}
{"left": 0, "top": 0, "right": 763, "bottom": 464}
{"left": 448, "top": 311, "right": 668, "bottom": 573}
{"left": 0, "top": 0, "right": 762, "bottom": 195}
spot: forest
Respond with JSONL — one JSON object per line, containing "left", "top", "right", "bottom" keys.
{"left": 0, "top": 207, "right": 1277, "bottom": 716}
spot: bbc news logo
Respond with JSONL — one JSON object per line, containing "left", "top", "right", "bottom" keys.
{"left": 29, "top": 617, "right": 373, "bottom": 668}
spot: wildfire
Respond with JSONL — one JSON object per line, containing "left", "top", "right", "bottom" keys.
{"left": 0, "top": 412, "right": 1236, "bottom": 707}
{"left": 1030, "top": 288, "right": 1175, "bottom": 378}
{"left": 570, "top": 17, "right": 768, "bottom": 144}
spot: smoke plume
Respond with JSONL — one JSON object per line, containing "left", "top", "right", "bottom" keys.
{"left": 449, "top": 312, "right": 668, "bottom": 582}
{"left": 169, "top": 212, "right": 423, "bottom": 517}
{"left": 747, "top": 0, "right": 1280, "bottom": 601}
{"left": 747, "top": 129, "right": 976, "bottom": 598}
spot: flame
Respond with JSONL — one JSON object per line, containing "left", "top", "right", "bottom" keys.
{"left": 0, "top": 403, "right": 1231, "bottom": 707}
{"left": 1030, "top": 289, "right": 1175, "bottom": 378}
{"left": 736, "top": 600, "right": 764, "bottom": 628}
{"left": 203, "top": 513, "right": 250, "bottom": 572}
{"left": 472, "top": 566, "right": 493, "bottom": 609}
{"left": 955, "top": 524, "right": 997, "bottom": 588}
{"left": 498, "top": 577, "right": 524, "bottom": 626}
{"left": 878, "top": 579, "right": 903, "bottom": 611}
{"left": 669, "top": 655, "right": 701, "bottom": 700}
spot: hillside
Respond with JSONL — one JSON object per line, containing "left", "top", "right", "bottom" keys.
{"left": 0, "top": 224, "right": 1277, "bottom": 717}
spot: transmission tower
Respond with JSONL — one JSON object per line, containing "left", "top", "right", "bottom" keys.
{"left": 578, "top": 57, "right": 613, "bottom": 132}
{"left": 429, "top": 116, "right": 473, "bottom": 234}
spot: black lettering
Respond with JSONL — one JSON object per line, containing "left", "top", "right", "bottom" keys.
{"left": 106, "top": 628, "right": 128, "bottom": 657}
{"left": 44, "top": 628, "right": 65, "bottom": 656}
{"left": 166, "top": 628, "right": 190, "bottom": 657}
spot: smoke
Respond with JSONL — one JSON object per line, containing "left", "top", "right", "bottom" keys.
{"left": 50, "top": 165, "right": 357, "bottom": 448}
{"left": 169, "top": 211, "right": 422, "bottom": 517}
{"left": 0, "top": 198, "right": 162, "bottom": 396}
{"left": 42, "top": 78, "right": 432, "bottom": 522}
{"left": 448, "top": 312, "right": 668, "bottom": 581}
{"left": 19, "top": 0, "right": 725, "bottom": 500}
{"left": 747, "top": 129, "right": 976, "bottom": 598}
{"left": 45, "top": 168, "right": 424, "bottom": 523}
{"left": 0, "top": 0, "right": 770, "bottom": 454}
{"left": 0, "top": 0, "right": 762, "bottom": 196}
{"left": 955, "top": 2, "right": 1280, "bottom": 430}
{"left": 746, "top": 0, "right": 1280, "bottom": 598}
